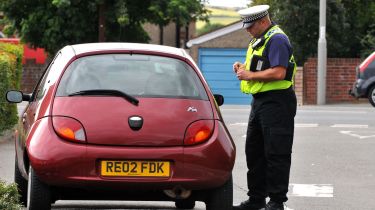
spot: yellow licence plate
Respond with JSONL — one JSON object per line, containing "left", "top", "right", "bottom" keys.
{"left": 101, "top": 160, "right": 170, "bottom": 177}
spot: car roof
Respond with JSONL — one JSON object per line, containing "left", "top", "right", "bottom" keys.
{"left": 69, "top": 42, "right": 187, "bottom": 58}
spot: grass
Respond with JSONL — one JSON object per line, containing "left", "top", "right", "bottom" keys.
{"left": 206, "top": 7, "right": 240, "bottom": 17}
{"left": 197, "top": 6, "right": 241, "bottom": 30}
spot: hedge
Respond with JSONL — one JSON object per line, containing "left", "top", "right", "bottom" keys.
{"left": 0, "top": 43, "right": 23, "bottom": 135}
{"left": 0, "top": 180, "right": 22, "bottom": 210}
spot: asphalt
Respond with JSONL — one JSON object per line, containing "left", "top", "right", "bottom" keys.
{"left": 1, "top": 101, "right": 374, "bottom": 209}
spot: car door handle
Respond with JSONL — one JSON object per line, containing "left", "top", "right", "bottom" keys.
{"left": 22, "top": 113, "right": 27, "bottom": 124}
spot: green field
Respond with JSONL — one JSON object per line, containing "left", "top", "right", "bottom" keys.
{"left": 196, "top": 6, "right": 241, "bottom": 30}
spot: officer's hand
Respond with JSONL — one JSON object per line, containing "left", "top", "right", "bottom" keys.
{"left": 233, "top": 62, "right": 243, "bottom": 73}
{"left": 236, "top": 69, "right": 253, "bottom": 81}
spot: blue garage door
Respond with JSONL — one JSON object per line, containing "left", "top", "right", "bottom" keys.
{"left": 199, "top": 48, "right": 252, "bottom": 105}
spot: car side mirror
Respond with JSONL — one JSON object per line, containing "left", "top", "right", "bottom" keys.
{"left": 214, "top": 94, "right": 224, "bottom": 106}
{"left": 6, "top": 90, "right": 31, "bottom": 103}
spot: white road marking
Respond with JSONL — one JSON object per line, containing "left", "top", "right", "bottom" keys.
{"left": 289, "top": 184, "right": 333, "bottom": 198}
{"left": 231, "top": 123, "right": 370, "bottom": 129}
{"left": 231, "top": 123, "right": 320, "bottom": 127}
{"left": 298, "top": 110, "right": 367, "bottom": 114}
{"left": 285, "top": 206, "right": 294, "bottom": 210}
{"left": 229, "top": 123, "right": 248, "bottom": 126}
{"left": 241, "top": 123, "right": 318, "bottom": 137}
{"left": 295, "top": 123, "right": 319, "bottom": 128}
{"left": 331, "top": 124, "right": 368, "bottom": 128}
{"left": 340, "top": 130, "right": 375, "bottom": 139}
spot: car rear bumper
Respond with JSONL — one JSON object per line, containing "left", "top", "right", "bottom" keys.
{"left": 27, "top": 117, "right": 235, "bottom": 191}
{"left": 350, "top": 79, "right": 367, "bottom": 98}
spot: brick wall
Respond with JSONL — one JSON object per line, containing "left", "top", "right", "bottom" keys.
{"left": 294, "top": 67, "right": 303, "bottom": 105}
{"left": 303, "top": 58, "right": 361, "bottom": 104}
{"left": 21, "top": 59, "right": 49, "bottom": 93}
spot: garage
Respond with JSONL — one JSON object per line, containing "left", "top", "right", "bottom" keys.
{"left": 198, "top": 48, "right": 251, "bottom": 104}
{"left": 187, "top": 21, "right": 253, "bottom": 105}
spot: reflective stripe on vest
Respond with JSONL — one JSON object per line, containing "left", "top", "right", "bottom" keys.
{"left": 240, "top": 25, "right": 297, "bottom": 94}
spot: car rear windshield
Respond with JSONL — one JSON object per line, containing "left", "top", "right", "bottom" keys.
{"left": 56, "top": 54, "right": 208, "bottom": 100}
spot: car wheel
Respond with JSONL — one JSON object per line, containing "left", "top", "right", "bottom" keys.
{"left": 205, "top": 174, "right": 233, "bottom": 210}
{"left": 175, "top": 199, "right": 195, "bottom": 209}
{"left": 14, "top": 156, "right": 27, "bottom": 206}
{"left": 368, "top": 85, "right": 375, "bottom": 107}
{"left": 27, "top": 166, "right": 51, "bottom": 210}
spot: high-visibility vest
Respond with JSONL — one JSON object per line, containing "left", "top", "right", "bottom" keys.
{"left": 240, "top": 25, "right": 297, "bottom": 94}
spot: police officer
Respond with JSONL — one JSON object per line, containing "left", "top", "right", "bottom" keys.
{"left": 232, "top": 5, "right": 297, "bottom": 210}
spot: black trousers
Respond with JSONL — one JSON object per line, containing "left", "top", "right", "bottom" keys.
{"left": 245, "top": 87, "right": 297, "bottom": 203}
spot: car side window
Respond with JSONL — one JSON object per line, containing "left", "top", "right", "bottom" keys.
{"left": 33, "top": 52, "right": 62, "bottom": 101}
{"left": 368, "top": 59, "right": 375, "bottom": 70}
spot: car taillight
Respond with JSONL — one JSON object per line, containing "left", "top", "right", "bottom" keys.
{"left": 184, "top": 120, "right": 214, "bottom": 145}
{"left": 52, "top": 116, "right": 86, "bottom": 143}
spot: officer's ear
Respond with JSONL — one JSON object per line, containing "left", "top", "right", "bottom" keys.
{"left": 259, "top": 16, "right": 270, "bottom": 26}
{"left": 259, "top": 18, "right": 267, "bottom": 25}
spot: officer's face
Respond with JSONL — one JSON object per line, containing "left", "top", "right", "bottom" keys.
{"left": 246, "top": 20, "right": 261, "bottom": 38}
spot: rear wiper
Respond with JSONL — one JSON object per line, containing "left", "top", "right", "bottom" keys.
{"left": 68, "top": 89, "right": 139, "bottom": 106}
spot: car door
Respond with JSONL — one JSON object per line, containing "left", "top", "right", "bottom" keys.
{"left": 16, "top": 54, "right": 59, "bottom": 171}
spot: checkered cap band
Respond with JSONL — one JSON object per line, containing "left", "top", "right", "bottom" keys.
{"left": 242, "top": 11, "right": 269, "bottom": 24}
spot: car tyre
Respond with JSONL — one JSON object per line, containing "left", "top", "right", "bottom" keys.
{"left": 205, "top": 174, "right": 233, "bottom": 210}
{"left": 14, "top": 156, "right": 27, "bottom": 206}
{"left": 175, "top": 199, "right": 195, "bottom": 209}
{"left": 368, "top": 85, "right": 375, "bottom": 107}
{"left": 27, "top": 166, "right": 51, "bottom": 210}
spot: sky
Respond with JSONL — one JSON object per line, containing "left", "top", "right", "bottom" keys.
{"left": 206, "top": 0, "right": 250, "bottom": 8}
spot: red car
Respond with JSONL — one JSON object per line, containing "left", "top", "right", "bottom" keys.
{"left": 6, "top": 43, "right": 235, "bottom": 210}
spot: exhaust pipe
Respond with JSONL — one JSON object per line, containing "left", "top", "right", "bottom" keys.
{"left": 163, "top": 186, "right": 192, "bottom": 199}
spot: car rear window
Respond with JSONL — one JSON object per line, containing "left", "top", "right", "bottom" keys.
{"left": 56, "top": 54, "right": 208, "bottom": 100}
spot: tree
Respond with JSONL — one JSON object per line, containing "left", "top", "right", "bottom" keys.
{"left": 340, "top": 0, "right": 375, "bottom": 58}
{"left": 166, "top": 0, "right": 210, "bottom": 47}
{"left": 148, "top": 0, "right": 170, "bottom": 45}
{"left": 360, "top": 24, "right": 375, "bottom": 58}
{"left": 0, "top": 0, "right": 209, "bottom": 54}
{"left": 250, "top": 0, "right": 375, "bottom": 64}
{"left": 148, "top": 0, "right": 210, "bottom": 47}
{"left": 1, "top": 0, "right": 98, "bottom": 55}
{"left": 104, "top": 0, "right": 153, "bottom": 44}
{"left": 0, "top": 0, "right": 154, "bottom": 55}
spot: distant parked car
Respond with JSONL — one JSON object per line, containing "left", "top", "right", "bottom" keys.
{"left": 6, "top": 43, "right": 235, "bottom": 210}
{"left": 0, "top": 38, "right": 48, "bottom": 64}
{"left": 350, "top": 51, "right": 375, "bottom": 107}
